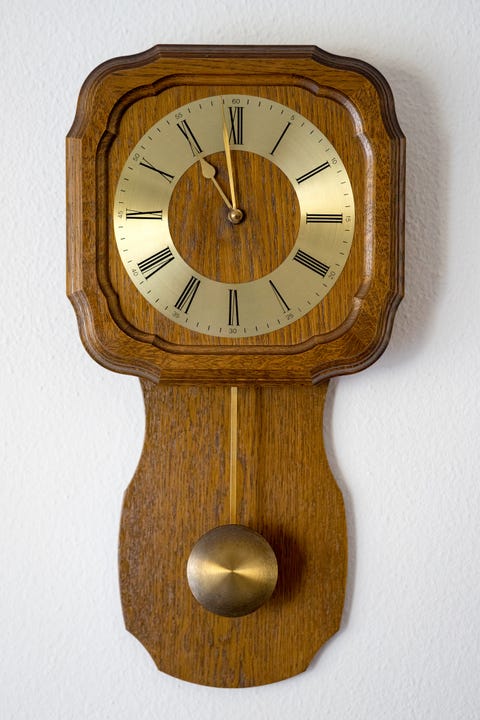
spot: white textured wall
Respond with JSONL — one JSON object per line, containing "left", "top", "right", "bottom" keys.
{"left": 2, "top": 0, "right": 480, "bottom": 717}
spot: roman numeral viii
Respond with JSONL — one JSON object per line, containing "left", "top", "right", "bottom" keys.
{"left": 174, "top": 276, "right": 201, "bottom": 313}
{"left": 137, "top": 247, "right": 174, "bottom": 279}
{"left": 293, "top": 249, "right": 330, "bottom": 277}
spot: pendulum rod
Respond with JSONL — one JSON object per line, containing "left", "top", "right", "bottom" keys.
{"left": 229, "top": 386, "right": 238, "bottom": 524}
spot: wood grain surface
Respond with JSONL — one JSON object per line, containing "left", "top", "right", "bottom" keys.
{"left": 119, "top": 381, "right": 347, "bottom": 687}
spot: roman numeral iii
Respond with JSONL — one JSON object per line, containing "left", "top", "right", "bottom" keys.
{"left": 306, "top": 213, "right": 343, "bottom": 223}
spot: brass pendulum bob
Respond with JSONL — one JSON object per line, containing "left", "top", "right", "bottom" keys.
{"left": 187, "top": 524, "right": 278, "bottom": 617}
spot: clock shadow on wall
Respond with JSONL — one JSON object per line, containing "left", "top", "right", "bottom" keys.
{"left": 373, "top": 65, "right": 444, "bottom": 363}
{"left": 313, "top": 65, "right": 443, "bottom": 673}
{"left": 67, "top": 45, "right": 405, "bottom": 688}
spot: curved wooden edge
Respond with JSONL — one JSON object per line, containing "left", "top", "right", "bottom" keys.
{"left": 68, "top": 290, "right": 161, "bottom": 383}
{"left": 66, "top": 45, "right": 405, "bottom": 385}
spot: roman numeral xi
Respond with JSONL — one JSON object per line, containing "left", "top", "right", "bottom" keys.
{"left": 177, "top": 120, "right": 202, "bottom": 156}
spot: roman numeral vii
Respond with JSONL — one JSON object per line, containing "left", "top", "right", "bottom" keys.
{"left": 174, "top": 276, "right": 201, "bottom": 313}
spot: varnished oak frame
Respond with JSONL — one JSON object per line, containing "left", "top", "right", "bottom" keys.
{"left": 67, "top": 45, "right": 405, "bottom": 687}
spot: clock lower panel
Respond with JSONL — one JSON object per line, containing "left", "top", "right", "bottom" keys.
{"left": 119, "top": 382, "right": 347, "bottom": 687}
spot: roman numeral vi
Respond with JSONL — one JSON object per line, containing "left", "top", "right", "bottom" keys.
{"left": 228, "top": 289, "right": 240, "bottom": 326}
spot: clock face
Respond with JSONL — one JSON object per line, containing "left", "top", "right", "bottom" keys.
{"left": 113, "top": 94, "right": 355, "bottom": 338}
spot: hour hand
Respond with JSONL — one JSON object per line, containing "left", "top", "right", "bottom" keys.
{"left": 199, "top": 158, "right": 243, "bottom": 224}
{"left": 200, "top": 158, "right": 232, "bottom": 208}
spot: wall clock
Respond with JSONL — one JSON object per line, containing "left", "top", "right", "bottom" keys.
{"left": 67, "top": 45, "right": 405, "bottom": 687}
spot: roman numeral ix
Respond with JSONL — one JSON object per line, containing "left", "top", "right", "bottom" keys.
{"left": 126, "top": 209, "right": 163, "bottom": 220}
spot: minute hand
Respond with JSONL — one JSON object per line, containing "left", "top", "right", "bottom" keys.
{"left": 222, "top": 106, "right": 238, "bottom": 211}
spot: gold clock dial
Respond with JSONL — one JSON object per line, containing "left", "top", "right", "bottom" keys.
{"left": 113, "top": 94, "right": 355, "bottom": 338}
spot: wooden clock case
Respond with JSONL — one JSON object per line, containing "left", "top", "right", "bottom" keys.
{"left": 67, "top": 45, "right": 405, "bottom": 687}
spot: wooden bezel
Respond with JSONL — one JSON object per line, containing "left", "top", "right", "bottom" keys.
{"left": 67, "top": 45, "right": 405, "bottom": 385}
